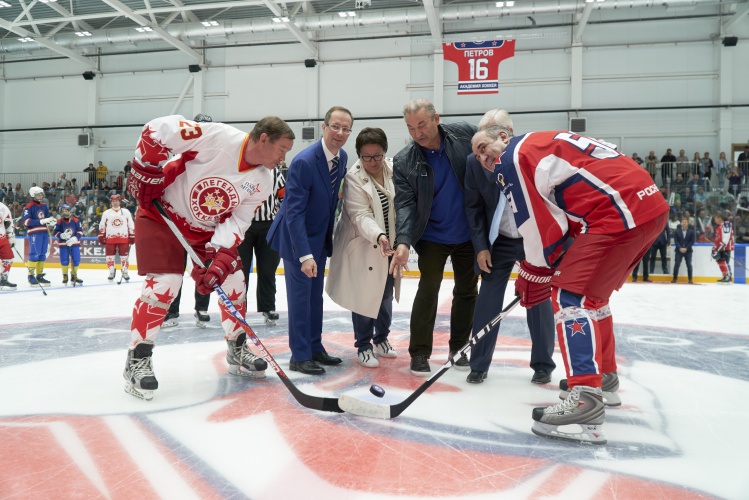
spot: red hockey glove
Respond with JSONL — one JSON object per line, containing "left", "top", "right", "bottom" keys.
{"left": 129, "top": 236, "right": 135, "bottom": 245}
{"left": 515, "top": 260, "right": 554, "bottom": 308}
{"left": 190, "top": 246, "right": 240, "bottom": 295}
{"left": 127, "top": 160, "right": 165, "bottom": 208}
{"left": 98, "top": 234, "right": 106, "bottom": 245}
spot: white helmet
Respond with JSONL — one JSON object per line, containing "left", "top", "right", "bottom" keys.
{"left": 29, "top": 186, "right": 44, "bottom": 200}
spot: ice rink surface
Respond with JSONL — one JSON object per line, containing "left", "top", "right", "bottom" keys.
{"left": 1, "top": 268, "right": 747, "bottom": 500}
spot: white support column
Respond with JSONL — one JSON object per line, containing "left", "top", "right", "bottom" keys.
{"left": 86, "top": 76, "right": 99, "bottom": 165}
{"left": 570, "top": 43, "right": 583, "bottom": 111}
{"left": 433, "top": 49, "right": 444, "bottom": 113}
{"left": 718, "top": 42, "right": 734, "bottom": 157}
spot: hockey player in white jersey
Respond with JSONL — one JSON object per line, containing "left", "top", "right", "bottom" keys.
{"left": 0, "top": 201, "right": 17, "bottom": 291}
{"left": 98, "top": 194, "right": 135, "bottom": 281}
{"left": 123, "top": 114, "right": 295, "bottom": 400}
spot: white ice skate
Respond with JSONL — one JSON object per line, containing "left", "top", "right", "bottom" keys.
{"left": 121, "top": 268, "right": 130, "bottom": 281}
{"left": 226, "top": 333, "right": 268, "bottom": 378}
{"left": 262, "top": 311, "right": 279, "bottom": 326}
{"left": 194, "top": 310, "right": 210, "bottom": 328}
{"left": 123, "top": 343, "right": 159, "bottom": 400}
{"left": 108, "top": 267, "right": 116, "bottom": 281}
{"left": 162, "top": 311, "right": 179, "bottom": 328}
{"left": 532, "top": 385, "right": 606, "bottom": 445}
{"left": 559, "top": 372, "right": 621, "bottom": 406}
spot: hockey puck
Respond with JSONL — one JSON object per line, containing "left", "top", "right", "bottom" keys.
{"left": 369, "top": 384, "right": 385, "bottom": 398}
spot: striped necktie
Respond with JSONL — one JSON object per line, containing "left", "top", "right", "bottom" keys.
{"left": 330, "top": 156, "right": 339, "bottom": 191}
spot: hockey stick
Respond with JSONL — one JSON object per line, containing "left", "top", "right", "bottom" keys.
{"left": 152, "top": 199, "right": 343, "bottom": 413}
{"left": 13, "top": 246, "right": 47, "bottom": 296}
{"left": 338, "top": 296, "right": 522, "bottom": 419}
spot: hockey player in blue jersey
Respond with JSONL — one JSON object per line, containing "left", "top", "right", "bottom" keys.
{"left": 22, "top": 186, "right": 56, "bottom": 286}
{"left": 54, "top": 204, "right": 84, "bottom": 286}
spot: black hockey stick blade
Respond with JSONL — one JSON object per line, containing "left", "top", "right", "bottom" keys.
{"left": 153, "top": 199, "right": 342, "bottom": 413}
{"left": 339, "top": 296, "right": 522, "bottom": 419}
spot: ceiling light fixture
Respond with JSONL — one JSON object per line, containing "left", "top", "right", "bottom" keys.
{"left": 201, "top": 20, "right": 219, "bottom": 26}
{"left": 135, "top": 26, "right": 152, "bottom": 32}
{"left": 18, "top": 37, "right": 34, "bottom": 42}
{"left": 0, "top": 1, "right": 11, "bottom": 7}
{"left": 506, "top": 1, "right": 514, "bottom": 5}
{"left": 75, "top": 31, "right": 92, "bottom": 37}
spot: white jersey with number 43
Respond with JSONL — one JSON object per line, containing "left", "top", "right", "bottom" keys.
{"left": 135, "top": 115, "right": 274, "bottom": 250}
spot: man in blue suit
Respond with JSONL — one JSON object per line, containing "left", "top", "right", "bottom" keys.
{"left": 267, "top": 106, "right": 353, "bottom": 375}
{"left": 672, "top": 216, "right": 695, "bottom": 283}
{"left": 463, "top": 109, "right": 556, "bottom": 385}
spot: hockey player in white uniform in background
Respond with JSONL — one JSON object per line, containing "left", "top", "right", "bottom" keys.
{"left": 98, "top": 194, "right": 135, "bottom": 281}
{"left": 123, "top": 114, "right": 295, "bottom": 400}
{"left": 0, "top": 201, "right": 17, "bottom": 291}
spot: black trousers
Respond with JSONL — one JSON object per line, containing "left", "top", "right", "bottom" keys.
{"left": 237, "top": 220, "right": 281, "bottom": 313}
{"left": 673, "top": 250, "right": 693, "bottom": 281}
{"left": 649, "top": 243, "right": 668, "bottom": 273}
{"left": 409, "top": 239, "right": 478, "bottom": 358}
{"left": 167, "top": 251, "right": 210, "bottom": 315}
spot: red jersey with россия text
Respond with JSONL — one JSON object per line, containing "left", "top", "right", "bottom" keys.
{"left": 492, "top": 131, "right": 670, "bottom": 268}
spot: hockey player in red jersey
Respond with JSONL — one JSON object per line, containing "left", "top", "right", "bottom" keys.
{"left": 472, "top": 126, "right": 669, "bottom": 444}
{"left": 0, "top": 201, "right": 17, "bottom": 291}
{"left": 98, "top": 194, "right": 135, "bottom": 281}
{"left": 123, "top": 114, "right": 295, "bottom": 400}
{"left": 712, "top": 213, "right": 734, "bottom": 283}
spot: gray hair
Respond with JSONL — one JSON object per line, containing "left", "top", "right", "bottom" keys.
{"left": 478, "top": 109, "right": 513, "bottom": 131}
{"left": 479, "top": 124, "right": 515, "bottom": 141}
{"left": 402, "top": 98, "right": 437, "bottom": 119}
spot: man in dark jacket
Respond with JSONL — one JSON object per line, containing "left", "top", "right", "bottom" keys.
{"left": 649, "top": 219, "right": 671, "bottom": 274}
{"left": 389, "top": 98, "right": 478, "bottom": 376}
{"left": 672, "top": 216, "right": 695, "bottom": 283}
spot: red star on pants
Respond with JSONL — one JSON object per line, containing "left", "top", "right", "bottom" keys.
{"left": 144, "top": 276, "right": 157, "bottom": 290}
{"left": 567, "top": 318, "right": 587, "bottom": 336}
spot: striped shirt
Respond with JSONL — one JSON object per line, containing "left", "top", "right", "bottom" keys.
{"left": 253, "top": 167, "right": 286, "bottom": 222}
{"left": 376, "top": 186, "right": 390, "bottom": 237}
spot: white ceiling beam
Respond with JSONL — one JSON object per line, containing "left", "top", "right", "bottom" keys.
{"left": 99, "top": 0, "right": 204, "bottom": 62}
{"left": 0, "top": 18, "right": 97, "bottom": 68}
{"left": 261, "top": 0, "right": 318, "bottom": 56}
{"left": 15, "top": 0, "right": 42, "bottom": 36}
{"left": 45, "top": 1, "right": 96, "bottom": 33}
{"left": 722, "top": 1, "right": 749, "bottom": 33}
{"left": 421, "top": 0, "right": 443, "bottom": 50}
{"left": 573, "top": 3, "right": 593, "bottom": 44}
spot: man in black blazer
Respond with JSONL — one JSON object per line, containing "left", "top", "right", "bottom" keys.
{"left": 672, "top": 216, "right": 695, "bottom": 283}
{"left": 463, "top": 109, "right": 555, "bottom": 385}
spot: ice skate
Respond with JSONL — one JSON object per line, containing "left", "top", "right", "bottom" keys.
{"left": 36, "top": 273, "right": 51, "bottom": 285}
{"left": 121, "top": 268, "right": 130, "bottom": 281}
{"left": 226, "top": 333, "right": 267, "bottom": 378}
{"left": 123, "top": 343, "right": 158, "bottom": 400}
{"left": 108, "top": 267, "right": 116, "bottom": 281}
{"left": 532, "top": 385, "right": 607, "bottom": 445}
{"left": 262, "top": 311, "right": 279, "bottom": 326}
{"left": 28, "top": 274, "right": 39, "bottom": 287}
{"left": 194, "top": 310, "right": 210, "bottom": 328}
{"left": 71, "top": 273, "right": 83, "bottom": 286}
{"left": 162, "top": 311, "right": 179, "bottom": 328}
{"left": 559, "top": 371, "right": 621, "bottom": 406}
{"left": 0, "top": 276, "right": 17, "bottom": 291}
{"left": 62, "top": 273, "right": 69, "bottom": 286}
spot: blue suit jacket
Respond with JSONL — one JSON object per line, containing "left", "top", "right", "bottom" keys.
{"left": 674, "top": 225, "right": 695, "bottom": 253}
{"left": 464, "top": 153, "right": 501, "bottom": 275}
{"left": 267, "top": 140, "right": 347, "bottom": 261}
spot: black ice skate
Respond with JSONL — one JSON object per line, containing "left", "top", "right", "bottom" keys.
{"left": 0, "top": 276, "right": 17, "bottom": 291}
{"left": 226, "top": 333, "right": 267, "bottom": 378}
{"left": 62, "top": 273, "right": 69, "bottom": 286}
{"left": 36, "top": 273, "right": 51, "bottom": 285}
{"left": 71, "top": 273, "right": 83, "bottom": 286}
{"left": 194, "top": 310, "right": 210, "bottom": 328}
{"left": 28, "top": 274, "right": 39, "bottom": 287}
{"left": 262, "top": 310, "right": 279, "bottom": 326}
{"left": 123, "top": 343, "right": 159, "bottom": 400}
{"left": 162, "top": 311, "right": 179, "bottom": 328}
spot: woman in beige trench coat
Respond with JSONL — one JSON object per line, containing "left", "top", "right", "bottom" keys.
{"left": 326, "top": 128, "right": 401, "bottom": 368}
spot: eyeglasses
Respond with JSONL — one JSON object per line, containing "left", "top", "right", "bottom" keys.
{"left": 326, "top": 123, "right": 352, "bottom": 135}
{"left": 361, "top": 154, "right": 384, "bottom": 162}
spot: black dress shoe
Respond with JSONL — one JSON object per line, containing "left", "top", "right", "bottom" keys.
{"left": 289, "top": 360, "right": 325, "bottom": 375}
{"left": 531, "top": 370, "right": 551, "bottom": 384}
{"left": 466, "top": 370, "right": 488, "bottom": 384}
{"left": 312, "top": 351, "right": 342, "bottom": 366}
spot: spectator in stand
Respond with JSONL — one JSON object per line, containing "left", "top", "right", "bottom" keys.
{"left": 84, "top": 163, "right": 96, "bottom": 186}
{"left": 631, "top": 152, "right": 643, "bottom": 166}
{"left": 715, "top": 152, "right": 730, "bottom": 191}
{"left": 70, "top": 178, "right": 79, "bottom": 195}
{"left": 700, "top": 152, "right": 714, "bottom": 183}
{"left": 695, "top": 186, "right": 706, "bottom": 204}
{"left": 728, "top": 166, "right": 743, "bottom": 197}
{"left": 691, "top": 152, "right": 701, "bottom": 178}
{"left": 0, "top": 183, "right": 6, "bottom": 203}
{"left": 645, "top": 151, "right": 658, "bottom": 180}
{"left": 676, "top": 149, "right": 689, "bottom": 177}
{"left": 57, "top": 173, "right": 67, "bottom": 191}
{"left": 672, "top": 172, "right": 686, "bottom": 194}
{"left": 737, "top": 145, "right": 749, "bottom": 177}
{"left": 672, "top": 217, "right": 695, "bottom": 283}
{"left": 95, "top": 200, "right": 107, "bottom": 221}
{"left": 100, "top": 180, "right": 111, "bottom": 192}
{"left": 649, "top": 219, "right": 670, "bottom": 274}
{"left": 96, "top": 161, "right": 108, "bottom": 186}
{"left": 660, "top": 148, "right": 676, "bottom": 186}
{"left": 13, "top": 183, "right": 25, "bottom": 204}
